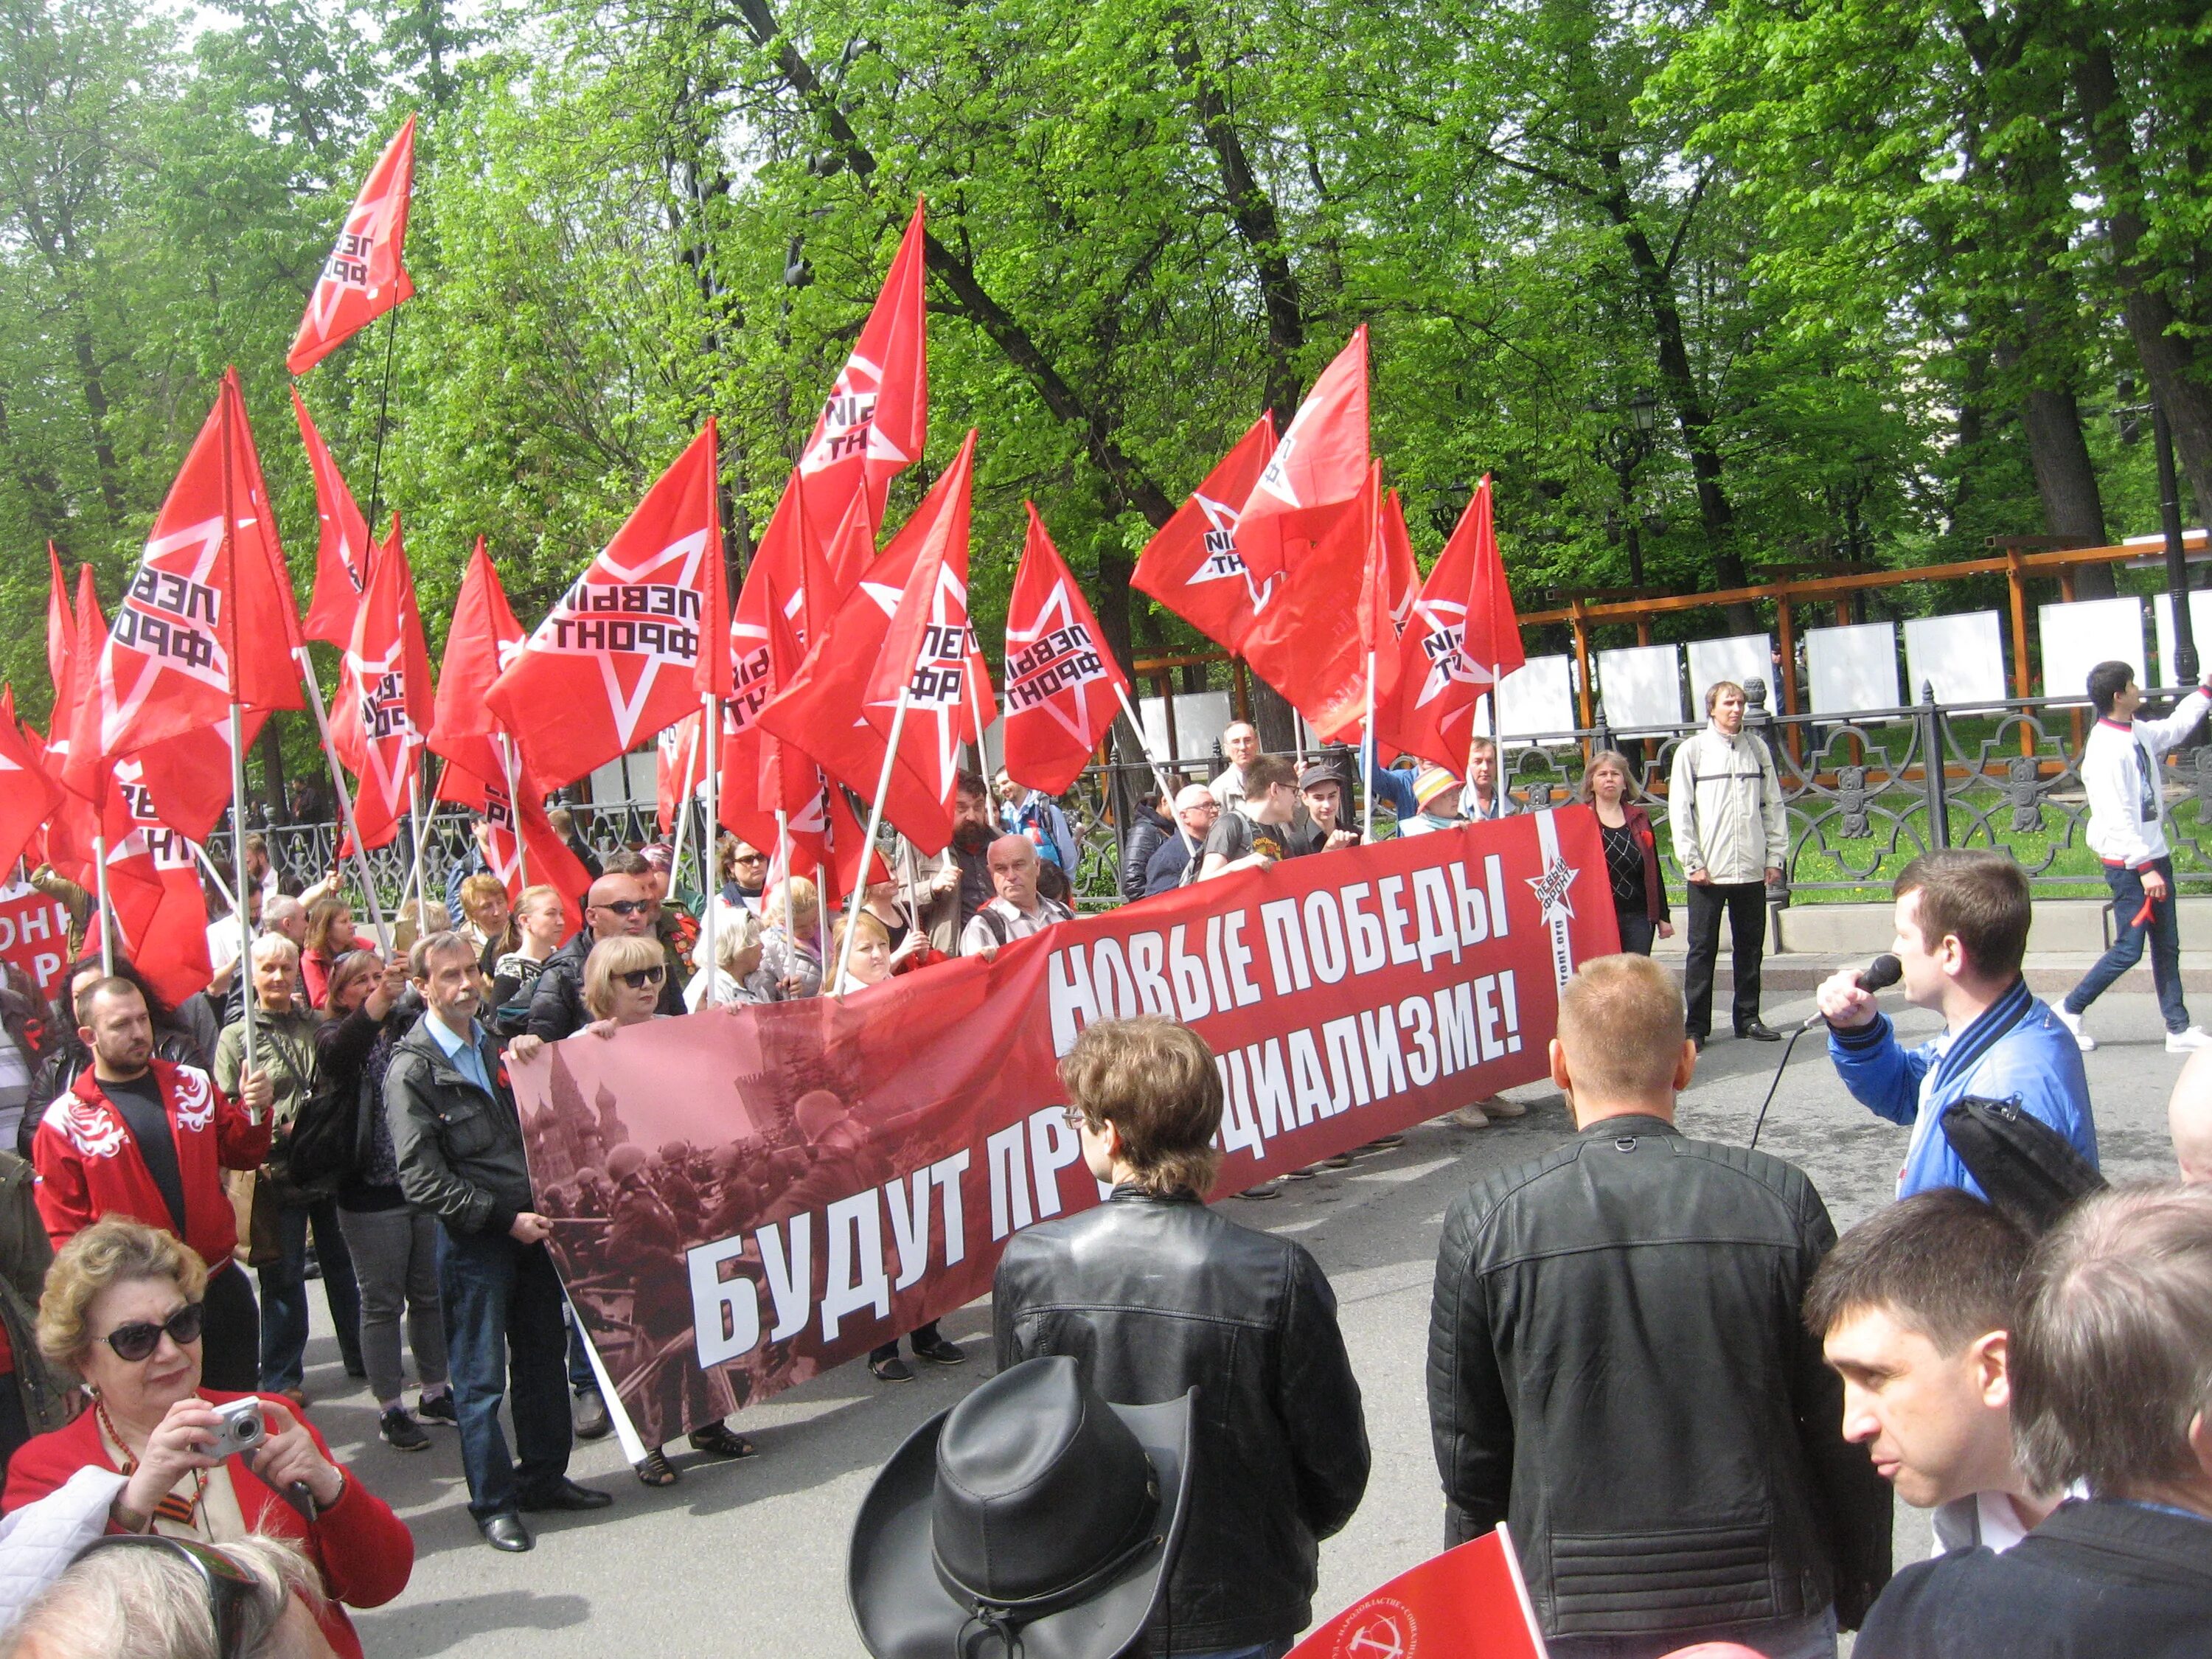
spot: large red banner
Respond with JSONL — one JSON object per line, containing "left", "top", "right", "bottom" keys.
{"left": 512, "top": 809, "right": 1615, "bottom": 1441}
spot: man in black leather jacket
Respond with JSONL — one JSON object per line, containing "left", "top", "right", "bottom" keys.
{"left": 1427, "top": 953, "right": 1889, "bottom": 1658}
{"left": 995, "top": 1016, "right": 1369, "bottom": 1658}
{"left": 525, "top": 871, "right": 683, "bottom": 1041}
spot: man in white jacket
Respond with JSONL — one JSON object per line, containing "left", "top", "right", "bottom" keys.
{"left": 2057, "top": 660, "right": 2212, "bottom": 1053}
{"left": 1669, "top": 681, "right": 1788, "bottom": 1048}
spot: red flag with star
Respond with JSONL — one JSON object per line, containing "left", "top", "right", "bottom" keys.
{"left": 487, "top": 421, "right": 728, "bottom": 788}
{"left": 45, "top": 546, "right": 72, "bottom": 712}
{"left": 86, "top": 757, "right": 215, "bottom": 1007}
{"left": 329, "top": 518, "right": 434, "bottom": 849}
{"left": 293, "top": 387, "right": 375, "bottom": 646}
{"left": 757, "top": 431, "right": 986, "bottom": 855}
{"left": 1380, "top": 477, "right": 1520, "bottom": 771}
{"left": 428, "top": 538, "right": 529, "bottom": 795}
{"left": 796, "top": 198, "right": 928, "bottom": 535}
{"left": 288, "top": 114, "right": 417, "bottom": 375}
{"left": 63, "top": 369, "right": 304, "bottom": 802}
{"left": 1380, "top": 485, "right": 1420, "bottom": 630}
{"left": 1002, "top": 503, "right": 1127, "bottom": 795}
{"left": 1354, "top": 461, "right": 1402, "bottom": 725}
{"left": 1460, "top": 475, "right": 1526, "bottom": 685}
{"left": 0, "top": 686, "right": 58, "bottom": 876}
{"left": 1130, "top": 416, "right": 1278, "bottom": 656}
{"left": 1233, "top": 327, "right": 1369, "bottom": 586}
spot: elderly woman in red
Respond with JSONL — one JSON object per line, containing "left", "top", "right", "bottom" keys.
{"left": 2, "top": 1217, "right": 411, "bottom": 1658}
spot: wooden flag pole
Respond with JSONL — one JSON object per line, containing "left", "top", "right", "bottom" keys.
{"left": 699, "top": 695, "right": 720, "bottom": 1006}
{"left": 1112, "top": 683, "right": 1197, "bottom": 855}
{"left": 837, "top": 689, "right": 913, "bottom": 995}
{"left": 291, "top": 646, "right": 389, "bottom": 945}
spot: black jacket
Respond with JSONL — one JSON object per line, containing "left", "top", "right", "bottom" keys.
{"left": 1119, "top": 806, "right": 1173, "bottom": 900}
{"left": 994, "top": 1187, "right": 1370, "bottom": 1653}
{"left": 1855, "top": 1500, "right": 2212, "bottom": 1658}
{"left": 1143, "top": 833, "right": 1196, "bottom": 896}
{"left": 525, "top": 930, "right": 684, "bottom": 1041}
{"left": 1427, "top": 1114, "right": 1891, "bottom": 1642}
{"left": 384, "top": 1015, "right": 534, "bottom": 1236}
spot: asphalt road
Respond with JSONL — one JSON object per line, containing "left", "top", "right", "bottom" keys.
{"left": 324, "top": 986, "right": 2188, "bottom": 1658}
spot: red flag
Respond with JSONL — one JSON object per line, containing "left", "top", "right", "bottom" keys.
{"left": 438, "top": 762, "right": 591, "bottom": 936}
{"left": 1234, "top": 326, "right": 1369, "bottom": 586}
{"left": 757, "top": 431, "right": 987, "bottom": 855}
{"left": 288, "top": 114, "right": 418, "bottom": 375}
{"left": 1002, "top": 503, "right": 1128, "bottom": 795}
{"left": 428, "top": 538, "right": 530, "bottom": 796}
{"left": 1285, "top": 1528, "right": 1543, "bottom": 1659}
{"left": 755, "top": 573, "right": 820, "bottom": 825}
{"left": 821, "top": 487, "right": 877, "bottom": 603}
{"left": 128, "top": 719, "right": 268, "bottom": 846}
{"left": 39, "top": 570, "right": 105, "bottom": 869}
{"left": 96, "top": 759, "right": 215, "bottom": 1008}
{"left": 1130, "top": 416, "right": 1278, "bottom": 656}
{"left": 1460, "top": 475, "right": 1526, "bottom": 684}
{"left": 45, "top": 546, "right": 72, "bottom": 712}
{"left": 1380, "top": 486, "right": 1420, "bottom": 630}
{"left": 329, "top": 518, "right": 434, "bottom": 849}
{"left": 293, "top": 388, "right": 375, "bottom": 647}
{"left": 1354, "top": 462, "right": 1402, "bottom": 725}
{"left": 63, "top": 369, "right": 303, "bottom": 801}
{"left": 1237, "top": 478, "right": 1376, "bottom": 742}
{"left": 1381, "top": 478, "right": 1520, "bottom": 771}
{"left": 656, "top": 712, "right": 703, "bottom": 835}
{"left": 0, "top": 686, "right": 58, "bottom": 875}
{"left": 796, "top": 198, "right": 928, "bottom": 532}
{"left": 720, "top": 482, "right": 830, "bottom": 854}
{"left": 487, "top": 421, "right": 728, "bottom": 788}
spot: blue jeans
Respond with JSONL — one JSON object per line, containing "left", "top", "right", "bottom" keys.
{"left": 438, "top": 1223, "right": 574, "bottom": 1521}
{"left": 1544, "top": 1607, "right": 1835, "bottom": 1659}
{"left": 257, "top": 1197, "right": 363, "bottom": 1392}
{"left": 2067, "top": 857, "right": 2191, "bottom": 1032}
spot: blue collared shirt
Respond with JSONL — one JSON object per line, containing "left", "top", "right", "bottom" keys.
{"left": 425, "top": 1012, "right": 494, "bottom": 1096}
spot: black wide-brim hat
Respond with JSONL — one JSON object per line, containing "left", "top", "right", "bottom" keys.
{"left": 849, "top": 1360, "right": 1196, "bottom": 1659}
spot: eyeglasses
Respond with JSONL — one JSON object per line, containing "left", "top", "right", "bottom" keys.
{"left": 593, "top": 899, "right": 650, "bottom": 918}
{"left": 733, "top": 852, "right": 767, "bottom": 864}
{"left": 78, "top": 1534, "right": 257, "bottom": 1658}
{"left": 619, "top": 965, "right": 667, "bottom": 990}
{"left": 100, "top": 1301, "right": 205, "bottom": 1362}
{"left": 1060, "top": 1107, "right": 1093, "bottom": 1130}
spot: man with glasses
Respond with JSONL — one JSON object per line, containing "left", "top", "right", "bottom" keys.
{"left": 388, "top": 932, "right": 613, "bottom": 1552}
{"left": 30, "top": 978, "right": 274, "bottom": 1391}
{"left": 524, "top": 872, "right": 684, "bottom": 1043}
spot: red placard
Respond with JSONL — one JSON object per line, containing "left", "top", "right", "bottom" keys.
{"left": 512, "top": 808, "right": 1615, "bottom": 1444}
{"left": 1289, "top": 1528, "right": 1548, "bottom": 1659}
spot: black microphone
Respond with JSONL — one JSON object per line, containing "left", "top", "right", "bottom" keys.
{"left": 1799, "top": 953, "right": 1902, "bottom": 1029}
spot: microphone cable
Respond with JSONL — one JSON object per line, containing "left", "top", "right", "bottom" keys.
{"left": 1747, "top": 1024, "right": 1815, "bottom": 1152}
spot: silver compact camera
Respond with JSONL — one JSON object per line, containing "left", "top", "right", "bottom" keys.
{"left": 206, "top": 1397, "right": 268, "bottom": 1458}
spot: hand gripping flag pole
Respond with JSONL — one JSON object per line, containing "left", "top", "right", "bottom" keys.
{"left": 837, "top": 686, "right": 915, "bottom": 996}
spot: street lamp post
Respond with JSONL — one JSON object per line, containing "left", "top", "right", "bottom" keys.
{"left": 2154, "top": 401, "right": 2199, "bottom": 686}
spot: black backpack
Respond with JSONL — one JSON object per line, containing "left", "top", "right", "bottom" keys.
{"left": 1940, "top": 1095, "right": 2108, "bottom": 1237}
{"left": 282, "top": 1072, "right": 362, "bottom": 1190}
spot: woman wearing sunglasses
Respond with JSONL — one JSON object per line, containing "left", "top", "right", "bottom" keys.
{"left": 2, "top": 1219, "right": 411, "bottom": 1659}
{"left": 577, "top": 937, "right": 757, "bottom": 1486}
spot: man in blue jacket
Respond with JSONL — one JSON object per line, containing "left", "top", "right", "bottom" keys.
{"left": 1818, "top": 850, "right": 2094, "bottom": 1200}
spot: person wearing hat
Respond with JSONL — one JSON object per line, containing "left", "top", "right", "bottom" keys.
{"left": 1290, "top": 762, "right": 1360, "bottom": 857}
{"left": 849, "top": 1354, "right": 1195, "bottom": 1659}
{"left": 992, "top": 1017, "right": 1371, "bottom": 1656}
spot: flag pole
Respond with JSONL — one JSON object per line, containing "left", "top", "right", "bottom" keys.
{"left": 837, "top": 689, "right": 912, "bottom": 995}
{"left": 190, "top": 842, "right": 237, "bottom": 911}
{"left": 407, "top": 768, "right": 428, "bottom": 938}
{"left": 669, "top": 727, "right": 701, "bottom": 910}
{"left": 292, "top": 646, "right": 389, "bottom": 945}
{"left": 1362, "top": 649, "right": 1377, "bottom": 845}
{"left": 498, "top": 735, "right": 528, "bottom": 889}
{"left": 361, "top": 310, "right": 400, "bottom": 536}
{"left": 229, "top": 702, "right": 257, "bottom": 1074}
{"left": 1113, "top": 683, "right": 1197, "bottom": 855}
{"left": 699, "top": 695, "right": 719, "bottom": 1006}
{"left": 91, "top": 835, "right": 114, "bottom": 975}
{"left": 775, "top": 808, "right": 793, "bottom": 958}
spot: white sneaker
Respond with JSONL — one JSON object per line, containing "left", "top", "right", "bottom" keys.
{"left": 2166, "top": 1027, "right": 2212, "bottom": 1054}
{"left": 2056, "top": 1008, "right": 2096, "bottom": 1052}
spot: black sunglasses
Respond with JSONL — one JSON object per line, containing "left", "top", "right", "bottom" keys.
{"left": 619, "top": 965, "right": 667, "bottom": 990}
{"left": 593, "top": 898, "right": 651, "bottom": 917}
{"left": 102, "top": 1301, "right": 205, "bottom": 1362}
{"left": 732, "top": 852, "right": 767, "bottom": 863}
{"left": 77, "top": 1534, "right": 257, "bottom": 1657}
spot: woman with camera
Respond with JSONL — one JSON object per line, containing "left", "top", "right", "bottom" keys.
{"left": 1, "top": 1218, "right": 412, "bottom": 1659}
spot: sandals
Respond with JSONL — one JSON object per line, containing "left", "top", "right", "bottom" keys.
{"left": 688, "top": 1423, "right": 758, "bottom": 1459}
{"left": 636, "top": 1447, "right": 678, "bottom": 1486}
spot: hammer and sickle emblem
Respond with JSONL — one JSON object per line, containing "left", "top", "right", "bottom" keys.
{"left": 1344, "top": 1612, "right": 1408, "bottom": 1659}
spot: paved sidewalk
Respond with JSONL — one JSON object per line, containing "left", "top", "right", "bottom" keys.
{"left": 322, "top": 987, "right": 2188, "bottom": 1658}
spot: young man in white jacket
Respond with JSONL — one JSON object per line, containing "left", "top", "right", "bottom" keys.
{"left": 2057, "top": 660, "right": 2212, "bottom": 1052}
{"left": 1669, "top": 681, "right": 1789, "bottom": 1048}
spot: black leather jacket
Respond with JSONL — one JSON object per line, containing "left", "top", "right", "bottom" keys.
{"left": 1119, "top": 807, "right": 1172, "bottom": 901}
{"left": 993, "top": 1187, "right": 1370, "bottom": 1653}
{"left": 384, "top": 1015, "right": 535, "bottom": 1236}
{"left": 1427, "top": 1115, "right": 1891, "bottom": 1642}
{"left": 525, "top": 930, "right": 683, "bottom": 1041}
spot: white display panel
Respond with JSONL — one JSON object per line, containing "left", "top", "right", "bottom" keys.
{"left": 1595, "top": 644, "right": 1684, "bottom": 731}
{"left": 1138, "top": 689, "right": 1234, "bottom": 765}
{"left": 1686, "top": 633, "right": 1775, "bottom": 714}
{"left": 1806, "top": 622, "right": 1901, "bottom": 717}
{"left": 2151, "top": 591, "right": 2212, "bottom": 689}
{"left": 2038, "top": 597, "right": 2145, "bottom": 703}
{"left": 1902, "top": 611, "right": 2008, "bottom": 707}
{"left": 1495, "top": 654, "right": 1577, "bottom": 740}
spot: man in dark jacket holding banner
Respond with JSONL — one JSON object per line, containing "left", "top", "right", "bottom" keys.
{"left": 387, "top": 931, "right": 613, "bottom": 1552}
{"left": 995, "top": 1016, "right": 1370, "bottom": 1657}
{"left": 1428, "top": 953, "right": 1889, "bottom": 1658}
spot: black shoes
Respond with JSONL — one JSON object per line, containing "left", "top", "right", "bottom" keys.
{"left": 688, "top": 1422, "right": 758, "bottom": 1458}
{"left": 912, "top": 1334, "right": 967, "bottom": 1366}
{"left": 480, "top": 1514, "right": 532, "bottom": 1552}
{"left": 417, "top": 1391, "right": 457, "bottom": 1426}
{"left": 518, "top": 1478, "right": 614, "bottom": 1513}
{"left": 1738, "top": 1021, "right": 1781, "bottom": 1042}
{"left": 379, "top": 1408, "right": 429, "bottom": 1453}
{"left": 870, "top": 1354, "right": 915, "bottom": 1382}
